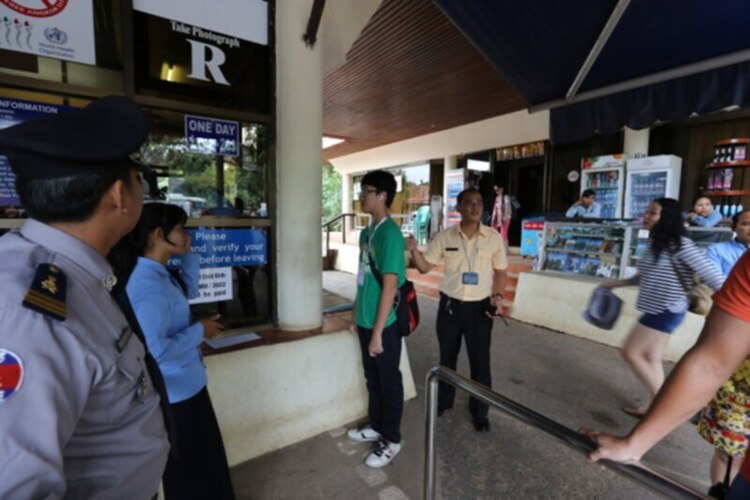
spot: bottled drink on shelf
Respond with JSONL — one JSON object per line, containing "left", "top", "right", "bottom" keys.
{"left": 738, "top": 198, "right": 745, "bottom": 214}
{"left": 724, "top": 168, "right": 734, "bottom": 190}
{"left": 714, "top": 169, "right": 724, "bottom": 190}
{"left": 736, "top": 145, "right": 747, "bottom": 161}
{"left": 730, "top": 197, "right": 738, "bottom": 217}
{"left": 722, "top": 199, "right": 731, "bottom": 218}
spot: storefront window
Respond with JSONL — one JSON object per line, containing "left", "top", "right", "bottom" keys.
{"left": 137, "top": 119, "right": 268, "bottom": 218}
{"left": 0, "top": 0, "right": 274, "bottom": 332}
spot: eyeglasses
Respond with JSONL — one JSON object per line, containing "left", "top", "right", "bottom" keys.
{"left": 359, "top": 188, "right": 379, "bottom": 198}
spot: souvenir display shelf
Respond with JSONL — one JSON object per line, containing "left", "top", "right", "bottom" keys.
{"left": 540, "top": 222, "right": 636, "bottom": 280}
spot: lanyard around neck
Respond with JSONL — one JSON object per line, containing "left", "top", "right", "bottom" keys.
{"left": 459, "top": 229, "right": 479, "bottom": 272}
{"left": 367, "top": 216, "right": 388, "bottom": 249}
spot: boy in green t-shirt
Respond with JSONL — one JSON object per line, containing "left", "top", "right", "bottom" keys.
{"left": 347, "top": 170, "right": 406, "bottom": 468}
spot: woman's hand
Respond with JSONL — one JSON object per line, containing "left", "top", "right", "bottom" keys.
{"left": 599, "top": 281, "right": 618, "bottom": 290}
{"left": 579, "top": 428, "right": 643, "bottom": 463}
{"left": 200, "top": 314, "right": 224, "bottom": 339}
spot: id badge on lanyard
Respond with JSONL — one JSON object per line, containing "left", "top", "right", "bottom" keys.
{"left": 460, "top": 237, "right": 479, "bottom": 286}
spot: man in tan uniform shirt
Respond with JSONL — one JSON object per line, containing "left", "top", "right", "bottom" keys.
{"left": 408, "top": 188, "right": 508, "bottom": 431}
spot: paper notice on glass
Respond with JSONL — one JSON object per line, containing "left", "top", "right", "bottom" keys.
{"left": 205, "top": 332, "right": 261, "bottom": 349}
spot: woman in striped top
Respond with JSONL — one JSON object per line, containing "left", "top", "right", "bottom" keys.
{"left": 603, "top": 198, "right": 724, "bottom": 419}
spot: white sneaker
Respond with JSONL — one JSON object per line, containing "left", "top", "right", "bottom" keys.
{"left": 347, "top": 424, "right": 382, "bottom": 443}
{"left": 365, "top": 439, "right": 402, "bottom": 468}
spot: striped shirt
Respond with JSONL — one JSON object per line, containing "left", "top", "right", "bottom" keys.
{"left": 634, "top": 236, "right": 724, "bottom": 314}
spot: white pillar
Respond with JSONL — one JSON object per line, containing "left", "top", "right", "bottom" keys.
{"left": 276, "top": 1, "right": 323, "bottom": 330}
{"left": 341, "top": 172, "right": 353, "bottom": 236}
{"left": 623, "top": 127, "right": 650, "bottom": 158}
{"left": 442, "top": 155, "right": 459, "bottom": 228}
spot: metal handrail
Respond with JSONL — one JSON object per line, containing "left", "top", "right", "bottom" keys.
{"left": 321, "top": 213, "right": 358, "bottom": 255}
{"left": 424, "top": 367, "right": 707, "bottom": 500}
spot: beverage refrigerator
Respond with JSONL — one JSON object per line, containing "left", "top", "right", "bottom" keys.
{"left": 580, "top": 155, "right": 627, "bottom": 218}
{"left": 624, "top": 155, "right": 682, "bottom": 220}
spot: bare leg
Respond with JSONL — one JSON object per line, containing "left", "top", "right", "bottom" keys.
{"left": 621, "top": 323, "right": 671, "bottom": 408}
{"left": 710, "top": 450, "right": 742, "bottom": 486}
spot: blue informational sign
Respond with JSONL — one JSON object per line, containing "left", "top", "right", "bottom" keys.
{"left": 0, "top": 157, "right": 19, "bottom": 207}
{"left": 521, "top": 217, "right": 545, "bottom": 258}
{"left": 175, "top": 228, "right": 268, "bottom": 268}
{"left": 0, "top": 98, "right": 69, "bottom": 207}
{"left": 0, "top": 98, "right": 68, "bottom": 130}
{"left": 184, "top": 114, "right": 240, "bottom": 156}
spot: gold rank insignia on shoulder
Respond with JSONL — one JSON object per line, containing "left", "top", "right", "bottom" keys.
{"left": 23, "top": 264, "right": 67, "bottom": 321}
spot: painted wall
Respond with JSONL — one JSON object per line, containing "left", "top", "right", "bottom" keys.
{"left": 511, "top": 272, "right": 706, "bottom": 362}
{"left": 205, "top": 331, "right": 417, "bottom": 466}
{"left": 329, "top": 109, "right": 550, "bottom": 175}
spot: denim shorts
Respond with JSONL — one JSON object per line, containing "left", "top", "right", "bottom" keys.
{"left": 727, "top": 473, "right": 750, "bottom": 500}
{"left": 638, "top": 310, "right": 686, "bottom": 334}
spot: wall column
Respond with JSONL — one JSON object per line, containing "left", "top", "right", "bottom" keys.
{"left": 623, "top": 127, "right": 650, "bottom": 158}
{"left": 276, "top": 1, "right": 323, "bottom": 330}
{"left": 341, "top": 172, "right": 353, "bottom": 237}
{"left": 442, "top": 155, "right": 459, "bottom": 228}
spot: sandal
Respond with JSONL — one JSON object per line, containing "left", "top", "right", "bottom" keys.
{"left": 622, "top": 406, "right": 647, "bottom": 419}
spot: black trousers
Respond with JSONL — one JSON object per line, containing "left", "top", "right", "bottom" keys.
{"left": 437, "top": 293, "right": 493, "bottom": 419}
{"left": 357, "top": 322, "right": 404, "bottom": 443}
{"left": 163, "top": 387, "right": 235, "bottom": 500}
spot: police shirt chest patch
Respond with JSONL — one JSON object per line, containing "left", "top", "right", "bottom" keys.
{"left": 0, "top": 349, "right": 23, "bottom": 406}
{"left": 23, "top": 264, "right": 67, "bottom": 321}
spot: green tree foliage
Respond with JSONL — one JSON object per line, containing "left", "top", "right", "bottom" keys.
{"left": 136, "top": 124, "right": 268, "bottom": 214}
{"left": 322, "top": 164, "right": 342, "bottom": 227}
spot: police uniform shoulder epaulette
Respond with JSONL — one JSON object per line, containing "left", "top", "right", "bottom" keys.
{"left": 22, "top": 263, "right": 66, "bottom": 321}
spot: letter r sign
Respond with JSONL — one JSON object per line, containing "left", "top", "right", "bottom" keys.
{"left": 186, "top": 39, "right": 230, "bottom": 85}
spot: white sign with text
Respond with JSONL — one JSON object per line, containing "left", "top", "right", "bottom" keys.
{"left": 189, "top": 267, "right": 233, "bottom": 304}
{"left": 0, "top": 0, "right": 96, "bottom": 64}
{"left": 133, "top": 0, "right": 267, "bottom": 46}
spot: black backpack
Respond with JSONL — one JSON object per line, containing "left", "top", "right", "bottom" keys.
{"left": 369, "top": 253, "right": 420, "bottom": 336}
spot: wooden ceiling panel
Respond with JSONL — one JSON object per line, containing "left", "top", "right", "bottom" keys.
{"left": 323, "top": 0, "right": 528, "bottom": 162}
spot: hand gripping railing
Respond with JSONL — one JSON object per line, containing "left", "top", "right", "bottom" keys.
{"left": 424, "top": 367, "right": 708, "bottom": 500}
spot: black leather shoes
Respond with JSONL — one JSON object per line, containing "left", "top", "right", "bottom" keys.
{"left": 473, "top": 417, "right": 490, "bottom": 432}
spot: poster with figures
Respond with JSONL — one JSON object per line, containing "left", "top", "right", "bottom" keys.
{"left": 0, "top": 0, "right": 96, "bottom": 64}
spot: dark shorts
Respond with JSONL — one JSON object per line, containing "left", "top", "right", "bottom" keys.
{"left": 638, "top": 310, "right": 686, "bottom": 334}
{"left": 727, "top": 473, "right": 750, "bottom": 500}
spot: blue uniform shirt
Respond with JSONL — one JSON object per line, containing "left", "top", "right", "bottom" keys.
{"left": 127, "top": 256, "right": 207, "bottom": 404}
{"left": 688, "top": 210, "right": 723, "bottom": 227}
{"left": 565, "top": 201, "right": 602, "bottom": 218}
{"left": 0, "top": 220, "right": 168, "bottom": 499}
{"left": 705, "top": 238, "right": 749, "bottom": 277}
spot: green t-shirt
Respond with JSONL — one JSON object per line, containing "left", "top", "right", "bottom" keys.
{"left": 355, "top": 218, "right": 406, "bottom": 328}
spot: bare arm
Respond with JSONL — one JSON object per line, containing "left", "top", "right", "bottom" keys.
{"left": 406, "top": 236, "right": 435, "bottom": 274}
{"left": 368, "top": 273, "right": 398, "bottom": 356}
{"left": 601, "top": 274, "right": 639, "bottom": 289}
{"left": 584, "top": 307, "right": 750, "bottom": 462}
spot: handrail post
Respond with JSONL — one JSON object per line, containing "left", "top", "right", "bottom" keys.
{"left": 343, "top": 214, "right": 347, "bottom": 244}
{"left": 326, "top": 224, "right": 330, "bottom": 256}
{"left": 424, "top": 373, "right": 438, "bottom": 500}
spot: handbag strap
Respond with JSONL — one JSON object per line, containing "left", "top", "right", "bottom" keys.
{"left": 666, "top": 250, "right": 693, "bottom": 294}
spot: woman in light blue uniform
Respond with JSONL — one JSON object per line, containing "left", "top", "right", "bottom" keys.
{"left": 111, "top": 203, "right": 234, "bottom": 500}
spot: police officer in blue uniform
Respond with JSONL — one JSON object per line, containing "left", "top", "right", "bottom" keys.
{"left": 0, "top": 96, "right": 171, "bottom": 498}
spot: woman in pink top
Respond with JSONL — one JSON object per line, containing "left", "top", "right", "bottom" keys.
{"left": 491, "top": 183, "right": 511, "bottom": 245}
